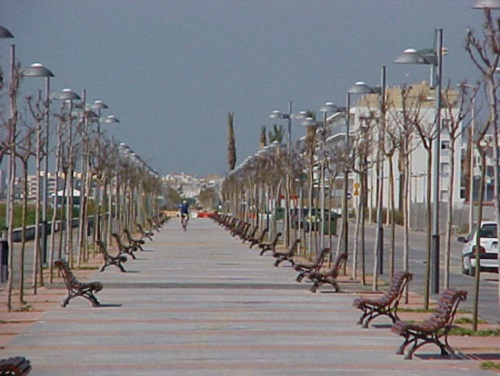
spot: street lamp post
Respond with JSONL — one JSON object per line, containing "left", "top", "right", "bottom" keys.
{"left": 23, "top": 63, "right": 54, "bottom": 270}
{"left": 394, "top": 29, "right": 443, "bottom": 296}
{"left": 318, "top": 103, "right": 344, "bottom": 251}
{"left": 0, "top": 25, "right": 13, "bottom": 287}
{"left": 342, "top": 82, "right": 378, "bottom": 259}
{"left": 269, "top": 103, "right": 306, "bottom": 246}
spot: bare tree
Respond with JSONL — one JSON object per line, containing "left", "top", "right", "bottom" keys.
{"left": 465, "top": 9, "right": 500, "bottom": 329}
{"left": 441, "top": 82, "right": 476, "bottom": 289}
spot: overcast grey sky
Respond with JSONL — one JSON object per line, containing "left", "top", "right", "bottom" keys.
{"left": 1, "top": 0, "right": 486, "bottom": 177}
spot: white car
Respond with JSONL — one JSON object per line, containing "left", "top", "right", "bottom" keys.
{"left": 458, "top": 221, "right": 499, "bottom": 276}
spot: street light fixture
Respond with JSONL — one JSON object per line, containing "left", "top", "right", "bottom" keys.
{"left": 23, "top": 63, "right": 54, "bottom": 266}
{"left": 394, "top": 29, "right": 444, "bottom": 297}
{"left": 342, "top": 82, "right": 379, "bottom": 259}
{"left": 49, "top": 88, "right": 80, "bottom": 271}
{"left": 269, "top": 103, "right": 306, "bottom": 246}
{"left": 0, "top": 26, "right": 13, "bottom": 285}
{"left": 472, "top": 0, "right": 500, "bottom": 8}
{"left": 317, "top": 103, "right": 345, "bottom": 250}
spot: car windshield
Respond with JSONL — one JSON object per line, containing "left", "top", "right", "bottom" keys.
{"left": 479, "top": 223, "right": 497, "bottom": 238}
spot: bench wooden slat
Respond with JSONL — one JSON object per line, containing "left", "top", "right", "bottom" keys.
{"left": 258, "top": 232, "right": 282, "bottom": 255}
{"left": 294, "top": 247, "right": 329, "bottom": 283}
{"left": 353, "top": 271, "right": 413, "bottom": 328}
{"left": 0, "top": 356, "right": 31, "bottom": 375}
{"left": 54, "top": 259, "right": 103, "bottom": 308}
{"left": 272, "top": 239, "right": 300, "bottom": 267}
{"left": 306, "top": 252, "right": 347, "bottom": 293}
{"left": 96, "top": 240, "right": 127, "bottom": 272}
{"left": 391, "top": 288, "right": 467, "bottom": 360}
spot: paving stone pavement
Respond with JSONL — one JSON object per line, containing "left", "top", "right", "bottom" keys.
{"left": 0, "top": 218, "right": 498, "bottom": 375}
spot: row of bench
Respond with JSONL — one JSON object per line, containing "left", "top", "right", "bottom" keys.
{"left": 0, "top": 218, "right": 168, "bottom": 375}
{"left": 215, "top": 214, "right": 348, "bottom": 293}
{"left": 55, "top": 217, "right": 167, "bottom": 308}
{"left": 214, "top": 213, "right": 468, "bottom": 360}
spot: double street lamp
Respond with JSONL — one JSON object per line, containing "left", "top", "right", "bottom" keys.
{"left": 269, "top": 103, "right": 306, "bottom": 246}
{"left": 342, "top": 82, "right": 379, "bottom": 257}
{"left": 23, "top": 63, "right": 55, "bottom": 265}
{"left": 394, "top": 29, "right": 443, "bottom": 296}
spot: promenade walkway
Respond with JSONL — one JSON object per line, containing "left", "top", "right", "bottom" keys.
{"left": 0, "top": 217, "right": 498, "bottom": 375}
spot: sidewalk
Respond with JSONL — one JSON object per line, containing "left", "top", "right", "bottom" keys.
{"left": 0, "top": 218, "right": 498, "bottom": 375}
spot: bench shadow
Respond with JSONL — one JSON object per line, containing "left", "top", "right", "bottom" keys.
{"left": 123, "top": 270, "right": 140, "bottom": 273}
{"left": 372, "top": 323, "right": 393, "bottom": 329}
{"left": 415, "top": 354, "right": 466, "bottom": 361}
{"left": 97, "top": 303, "right": 122, "bottom": 308}
{"left": 459, "top": 353, "right": 500, "bottom": 361}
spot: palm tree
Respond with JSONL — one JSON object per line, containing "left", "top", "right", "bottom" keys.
{"left": 268, "top": 124, "right": 285, "bottom": 143}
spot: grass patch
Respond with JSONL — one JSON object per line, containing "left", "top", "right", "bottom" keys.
{"left": 398, "top": 307, "right": 433, "bottom": 313}
{"left": 480, "top": 361, "right": 500, "bottom": 370}
{"left": 454, "top": 317, "right": 487, "bottom": 325}
{"left": 449, "top": 327, "right": 500, "bottom": 336}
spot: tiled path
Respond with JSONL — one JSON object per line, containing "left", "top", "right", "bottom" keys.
{"left": 0, "top": 218, "right": 498, "bottom": 375}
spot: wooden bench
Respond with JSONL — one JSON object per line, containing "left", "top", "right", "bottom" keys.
{"left": 136, "top": 223, "right": 154, "bottom": 241}
{"left": 112, "top": 233, "right": 138, "bottom": 260}
{"left": 391, "top": 288, "right": 468, "bottom": 360}
{"left": 294, "top": 247, "right": 330, "bottom": 282}
{"left": 353, "top": 271, "right": 413, "bottom": 328}
{"left": 124, "top": 228, "right": 145, "bottom": 251}
{"left": 96, "top": 240, "right": 127, "bottom": 272}
{"left": 148, "top": 217, "right": 160, "bottom": 232}
{"left": 306, "top": 252, "right": 347, "bottom": 293}
{"left": 54, "top": 259, "right": 103, "bottom": 307}
{"left": 242, "top": 225, "right": 258, "bottom": 244}
{"left": 272, "top": 239, "right": 300, "bottom": 267}
{"left": 0, "top": 356, "right": 31, "bottom": 375}
{"left": 258, "top": 232, "right": 282, "bottom": 255}
{"left": 248, "top": 228, "right": 268, "bottom": 249}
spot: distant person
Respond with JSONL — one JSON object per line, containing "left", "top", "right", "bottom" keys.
{"left": 180, "top": 200, "right": 190, "bottom": 231}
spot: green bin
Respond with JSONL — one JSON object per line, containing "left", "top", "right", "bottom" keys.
{"left": 323, "top": 213, "right": 339, "bottom": 235}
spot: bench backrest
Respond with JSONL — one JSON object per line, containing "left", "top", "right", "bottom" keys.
{"left": 55, "top": 259, "right": 80, "bottom": 289}
{"left": 311, "top": 247, "right": 330, "bottom": 269}
{"left": 286, "top": 239, "right": 301, "bottom": 256}
{"left": 123, "top": 229, "right": 133, "bottom": 242}
{"left": 112, "top": 233, "right": 125, "bottom": 248}
{"left": 381, "top": 271, "right": 413, "bottom": 305}
{"left": 270, "top": 232, "right": 282, "bottom": 246}
{"left": 329, "top": 252, "right": 348, "bottom": 277}
{"left": 258, "top": 228, "right": 269, "bottom": 242}
{"left": 426, "top": 289, "right": 468, "bottom": 329}
{"left": 248, "top": 225, "right": 258, "bottom": 239}
{"left": 0, "top": 356, "right": 31, "bottom": 375}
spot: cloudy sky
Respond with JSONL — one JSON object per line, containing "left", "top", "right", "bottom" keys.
{"left": 1, "top": 0, "right": 487, "bottom": 177}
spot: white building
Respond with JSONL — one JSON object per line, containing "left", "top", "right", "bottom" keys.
{"left": 324, "top": 81, "right": 463, "bottom": 213}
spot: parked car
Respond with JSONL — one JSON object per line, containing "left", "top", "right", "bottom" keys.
{"left": 457, "top": 221, "right": 498, "bottom": 276}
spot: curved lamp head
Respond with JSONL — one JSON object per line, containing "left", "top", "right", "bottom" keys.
{"left": 51, "top": 88, "right": 80, "bottom": 101}
{"left": 393, "top": 48, "right": 437, "bottom": 65}
{"left": 348, "top": 81, "right": 377, "bottom": 95}
{"left": 301, "top": 117, "right": 318, "bottom": 128}
{"left": 104, "top": 115, "right": 119, "bottom": 123}
{"left": 269, "top": 110, "right": 285, "bottom": 119}
{"left": 23, "top": 63, "right": 54, "bottom": 78}
{"left": 319, "top": 102, "right": 346, "bottom": 113}
{"left": 473, "top": 0, "right": 500, "bottom": 8}
{"left": 0, "top": 25, "right": 14, "bottom": 38}
{"left": 93, "top": 100, "right": 108, "bottom": 110}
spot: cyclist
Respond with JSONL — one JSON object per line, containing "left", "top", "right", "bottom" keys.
{"left": 180, "top": 200, "right": 190, "bottom": 231}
